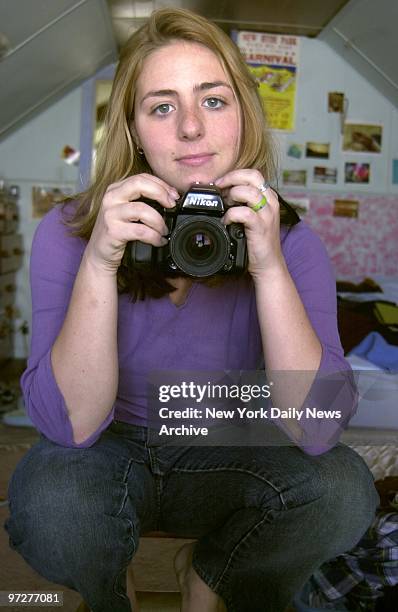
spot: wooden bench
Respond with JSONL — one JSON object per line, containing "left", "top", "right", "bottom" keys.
{"left": 130, "top": 532, "right": 196, "bottom": 592}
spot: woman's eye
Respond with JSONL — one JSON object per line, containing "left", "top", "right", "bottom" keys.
{"left": 204, "top": 97, "right": 224, "bottom": 109}
{"left": 154, "top": 103, "right": 173, "bottom": 115}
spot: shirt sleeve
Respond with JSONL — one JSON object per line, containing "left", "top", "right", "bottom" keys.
{"left": 280, "top": 221, "right": 357, "bottom": 455}
{"left": 20, "top": 204, "right": 115, "bottom": 448}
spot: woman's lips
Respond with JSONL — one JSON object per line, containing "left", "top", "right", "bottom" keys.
{"left": 176, "top": 153, "right": 214, "bottom": 166}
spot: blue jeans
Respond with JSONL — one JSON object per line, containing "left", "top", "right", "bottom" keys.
{"left": 4, "top": 420, "right": 378, "bottom": 612}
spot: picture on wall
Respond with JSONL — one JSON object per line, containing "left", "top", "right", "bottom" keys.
{"left": 305, "top": 142, "right": 330, "bottom": 159}
{"left": 333, "top": 199, "right": 359, "bottom": 218}
{"left": 232, "top": 30, "right": 299, "bottom": 131}
{"left": 342, "top": 123, "right": 382, "bottom": 153}
{"left": 32, "top": 186, "right": 72, "bottom": 218}
{"left": 313, "top": 166, "right": 337, "bottom": 184}
{"left": 285, "top": 196, "right": 310, "bottom": 217}
{"left": 92, "top": 80, "right": 113, "bottom": 177}
{"left": 344, "top": 162, "right": 370, "bottom": 184}
{"left": 328, "top": 92, "right": 345, "bottom": 113}
{"left": 282, "top": 170, "right": 307, "bottom": 186}
{"left": 393, "top": 159, "right": 398, "bottom": 185}
{"left": 287, "top": 143, "right": 303, "bottom": 159}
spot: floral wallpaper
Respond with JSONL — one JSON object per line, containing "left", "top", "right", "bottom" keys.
{"left": 286, "top": 192, "right": 398, "bottom": 278}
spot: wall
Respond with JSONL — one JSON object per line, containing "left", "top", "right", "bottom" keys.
{"left": 272, "top": 37, "right": 398, "bottom": 281}
{"left": 1, "top": 35, "right": 398, "bottom": 358}
{"left": 288, "top": 192, "right": 398, "bottom": 277}
{"left": 0, "top": 87, "right": 82, "bottom": 357}
{"left": 275, "top": 37, "right": 398, "bottom": 195}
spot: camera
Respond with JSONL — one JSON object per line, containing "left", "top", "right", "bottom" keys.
{"left": 128, "top": 183, "right": 247, "bottom": 278}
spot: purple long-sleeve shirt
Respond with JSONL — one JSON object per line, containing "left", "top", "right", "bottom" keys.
{"left": 21, "top": 203, "right": 356, "bottom": 453}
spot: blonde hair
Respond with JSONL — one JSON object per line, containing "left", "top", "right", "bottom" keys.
{"left": 69, "top": 7, "right": 277, "bottom": 238}
{"left": 65, "top": 7, "right": 292, "bottom": 299}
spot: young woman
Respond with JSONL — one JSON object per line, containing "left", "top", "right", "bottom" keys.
{"left": 5, "top": 8, "right": 378, "bottom": 612}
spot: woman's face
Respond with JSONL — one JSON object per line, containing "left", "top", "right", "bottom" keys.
{"left": 133, "top": 41, "right": 241, "bottom": 193}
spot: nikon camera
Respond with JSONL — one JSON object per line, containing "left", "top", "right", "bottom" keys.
{"left": 128, "top": 183, "right": 247, "bottom": 278}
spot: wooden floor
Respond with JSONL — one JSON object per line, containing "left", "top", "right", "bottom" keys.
{"left": 0, "top": 424, "right": 184, "bottom": 611}
{"left": 0, "top": 354, "right": 184, "bottom": 611}
{"left": 133, "top": 593, "right": 181, "bottom": 611}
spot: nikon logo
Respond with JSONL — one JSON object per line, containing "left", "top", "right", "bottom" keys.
{"left": 187, "top": 195, "right": 218, "bottom": 207}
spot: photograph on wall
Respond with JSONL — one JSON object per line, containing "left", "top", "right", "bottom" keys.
{"left": 333, "top": 199, "right": 359, "bottom": 218}
{"left": 287, "top": 143, "right": 303, "bottom": 159}
{"left": 285, "top": 196, "right": 310, "bottom": 217}
{"left": 342, "top": 123, "right": 382, "bottom": 153}
{"left": 344, "top": 162, "right": 370, "bottom": 184}
{"left": 32, "top": 186, "right": 72, "bottom": 218}
{"left": 313, "top": 166, "right": 337, "bottom": 184}
{"left": 306, "top": 142, "right": 330, "bottom": 159}
{"left": 92, "top": 80, "right": 113, "bottom": 177}
{"left": 61, "top": 145, "right": 80, "bottom": 166}
{"left": 282, "top": 170, "right": 307, "bottom": 186}
{"left": 393, "top": 159, "right": 398, "bottom": 185}
{"left": 232, "top": 30, "right": 299, "bottom": 131}
{"left": 328, "top": 92, "right": 345, "bottom": 113}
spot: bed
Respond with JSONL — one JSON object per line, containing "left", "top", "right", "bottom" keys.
{"left": 336, "top": 275, "right": 398, "bottom": 480}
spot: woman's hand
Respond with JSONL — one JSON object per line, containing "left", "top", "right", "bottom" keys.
{"left": 85, "top": 173, "right": 179, "bottom": 274}
{"left": 215, "top": 169, "right": 286, "bottom": 281}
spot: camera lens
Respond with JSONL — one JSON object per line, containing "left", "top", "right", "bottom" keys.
{"left": 170, "top": 218, "right": 230, "bottom": 277}
{"left": 186, "top": 232, "right": 214, "bottom": 261}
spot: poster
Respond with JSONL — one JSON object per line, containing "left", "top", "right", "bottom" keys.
{"left": 233, "top": 31, "right": 299, "bottom": 131}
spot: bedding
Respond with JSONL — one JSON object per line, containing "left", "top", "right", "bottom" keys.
{"left": 337, "top": 274, "right": 398, "bottom": 305}
{"left": 346, "top": 354, "right": 398, "bottom": 429}
{"left": 342, "top": 350, "right": 398, "bottom": 481}
{"left": 337, "top": 275, "right": 398, "bottom": 353}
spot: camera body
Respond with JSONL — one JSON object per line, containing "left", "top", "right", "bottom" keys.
{"left": 128, "top": 183, "right": 247, "bottom": 278}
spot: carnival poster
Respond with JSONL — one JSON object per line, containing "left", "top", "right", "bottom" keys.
{"left": 233, "top": 31, "right": 300, "bottom": 132}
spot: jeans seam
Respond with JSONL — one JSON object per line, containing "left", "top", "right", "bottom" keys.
{"left": 214, "top": 511, "right": 273, "bottom": 590}
{"left": 170, "top": 466, "right": 287, "bottom": 508}
{"left": 155, "top": 475, "right": 163, "bottom": 531}
{"left": 114, "top": 459, "right": 135, "bottom": 516}
{"left": 111, "top": 457, "right": 139, "bottom": 605}
{"left": 192, "top": 510, "right": 274, "bottom": 612}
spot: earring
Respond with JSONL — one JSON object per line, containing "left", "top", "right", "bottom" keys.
{"left": 137, "top": 145, "right": 145, "bottom": 156}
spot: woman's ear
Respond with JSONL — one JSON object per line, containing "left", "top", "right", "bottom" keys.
{"left": 130, "top": 122, "right": 144, "bottom": 156}
{"left": 130, "top": 122, "right": 145, "bottom": 156}
{"left": 129, "top": 121, "right": 139, "bottom": 147}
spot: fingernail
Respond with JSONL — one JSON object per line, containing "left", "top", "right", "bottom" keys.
{"left": 161, "top": 237, "right": 168, "bottom": 246}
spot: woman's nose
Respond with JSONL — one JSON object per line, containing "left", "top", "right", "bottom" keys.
{"left": 177, "top": 108, "right": 204, "bottom": 140}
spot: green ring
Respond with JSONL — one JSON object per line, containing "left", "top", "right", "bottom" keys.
{"left": 252, "top": 196, "right": 267, "bottom": 212}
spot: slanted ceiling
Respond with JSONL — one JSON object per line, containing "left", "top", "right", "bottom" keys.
{"left": 319, "top": 0, "right": 398, "bottom": 107}
{"left": 0, "top": 0, "right": 117, "bottom": 141}
{"left": 108, "top": 0, "right": 351, "bottom": 42}
{"left": 0, "top": 0, "right": 397, "bottom": 142}
{"left": 108, "top": 0, "right": 398, "bottom": 107}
